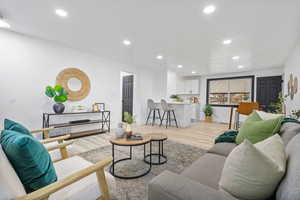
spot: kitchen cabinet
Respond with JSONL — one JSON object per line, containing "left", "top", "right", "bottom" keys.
{"left": 176, "top": 79, "right": 199, "bottom": 94}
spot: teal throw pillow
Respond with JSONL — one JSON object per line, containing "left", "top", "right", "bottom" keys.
{"left": 0, "top": 130, "right": 57, "bottom": 193}
{"left": 4, "top": 119, "right": 32, "bottom": 136}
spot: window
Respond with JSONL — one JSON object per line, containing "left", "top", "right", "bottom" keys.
{"left": 206, "top": 76, "right": 254, "bottom": 107}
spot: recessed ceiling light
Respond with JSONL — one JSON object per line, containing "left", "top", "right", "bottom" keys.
{"left": 55, "top": 9, "right": 68, "bottom": 18}
{"left": 192, "top": 71, "right": 196, "bottom": 74}
{"left": 123, "top": 39, "right": 131, "bottom": 46}
{"left": 0, "top": 18, "right": 10, "bottom": 28}
{"left": 232, "top": 56, "right": 240, "bottom": 60}
{"left": 238, "top": 65, "right": 244, "bottom": 69}
{"left": 203, "top": 5, "right": 216, "bottom": 15}
{"left": 156, "top": 55, "right": 163, "bottom": 60}
{"left": 223, "top": 39, "right": 232, "bottom": 45}
{"left": 177, "top": 65, "right": 183, "bottom": 68}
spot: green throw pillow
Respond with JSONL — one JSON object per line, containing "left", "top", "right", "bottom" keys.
{"left": 236, "top": 111, "right": 283, "bottom": 144}
{"left": 0, "top": 130, "right": 57, "bottom": 193}
{"left": 4, "top": 119, "right": 32, "bottom": 136}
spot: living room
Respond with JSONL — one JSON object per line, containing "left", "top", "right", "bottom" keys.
{"left": 1, "top": 1, "right": 300, "bottom": 200}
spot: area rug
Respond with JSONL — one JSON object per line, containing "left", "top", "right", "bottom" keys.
{"left": 79, "top": 140, "right": 206, "bottom": 200}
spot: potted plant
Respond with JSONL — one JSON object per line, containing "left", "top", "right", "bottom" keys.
{"left": 269, "top": 92, "right": 289, "bottom": 114}
{"left": 170, "top": 94, "right": 183, "bottom": 102}
{"left": 45, "top": 85, "right": 68, "bottom": 114}
{"left": 203, "top": 104, "right": 213, "bottom": 122}
{"left": 123, "top": 112, "right": 135, "bottom": 137}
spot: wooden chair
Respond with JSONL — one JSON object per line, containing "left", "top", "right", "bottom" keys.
{"left": 30, "top": 127, "right": 73, "bottom": 162}
{"left": 0, "top": 128, "right": 114, "bottom": 200}
{"left": 230, "top": 102, "right": 259, "bottom": 130}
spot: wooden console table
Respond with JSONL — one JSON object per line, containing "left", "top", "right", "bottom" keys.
{"left": 42, "top": 111, "right": 111, "bottom": 139}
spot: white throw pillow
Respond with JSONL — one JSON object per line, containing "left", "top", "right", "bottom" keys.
{"left": 256, "top": 110, "right": 284, "bottom": 120}
{"left": 219, "top": 135, "right": 286, "bottom": 200}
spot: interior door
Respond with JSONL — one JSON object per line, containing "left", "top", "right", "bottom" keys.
{"left": 256, "top": 76, "right": 282, "bottom": 112}
{"left": 122, "top": 75, "right": 134, "bottom": 121}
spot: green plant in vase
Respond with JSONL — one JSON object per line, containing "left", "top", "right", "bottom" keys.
{"left": 203, "top": 104, "right": 213, "bottom": 122}
{"left": 45, "top": 85, "right": 68, "bottom": 114}
{"left": 269, "top": 92, "right": 289, "bottom": 114}
{"left": 123, "top": 112, "right": 135, "bottom": 137}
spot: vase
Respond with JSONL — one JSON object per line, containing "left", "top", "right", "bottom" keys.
{"left": 205, "top": 116, "right": 213, "bottom": 123}
{"left": 115, "top": 123, "right": 125, "bottom": 138}
{"left": 53, "top": 103, "right": 65, "bottom": 114}
{"left": 125, "top": 124, "right": 133, "bottom": 138}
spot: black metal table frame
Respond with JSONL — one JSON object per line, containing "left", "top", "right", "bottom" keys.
{"left": 42, "top": 111, "right": 111, "bottom": 139}
{"left": 110, "top": 141, "right": 152, "bottom": 179}
{"left": 144, "top": 138, "right": 167, "bottom": 165}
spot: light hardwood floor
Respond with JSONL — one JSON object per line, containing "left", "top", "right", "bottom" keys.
{"left": 69, "top": 122, "right": 228, "bottom": 155}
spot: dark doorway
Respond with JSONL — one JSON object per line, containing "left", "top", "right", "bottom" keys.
{"left": 122, "top": 74, "right": 134, "bottom": 121}
{"left": 256, "top": 76, "right": 283, "bottom": 112}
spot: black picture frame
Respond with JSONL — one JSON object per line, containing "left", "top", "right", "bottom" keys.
{"left": 206, "top": 75, "right": 255, "bottom": 107}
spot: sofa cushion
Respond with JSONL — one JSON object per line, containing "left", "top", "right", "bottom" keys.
{"left": 256, "top": 110, "right": 284, "bottom": 120}
{"left": 219, "top": 135, "right": 286, "bottom": 200}
{"left": 208, "top": 143, "right": 237, "bottom": 157}
{"left": 4, "top": 118, "right": 32, "bottom": 136}
{"left": 276, "top": 133, "right": 300, "bottom": 200}
{"left": 51, "top": 156, "right": 115, "bottom": 200}
{"left": 279, "top": 122, "right": 300, "bottom": 146}
{"left": 0, "top": 144, "right": 26, "bottom": 200}
{"left": 0, "top": 130, "right": 57, "bottom": 193}
{"left": 236, "top": 111, "right": 283, "bottom": 144}
{"left": 149, "top": 170, "right": 237, "bottom": 200}
{"left": 181, "top": 153, "right": 226, "bottom": 189}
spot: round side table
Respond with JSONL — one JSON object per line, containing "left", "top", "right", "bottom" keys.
{"left": 144, "top": 133, "right": 168, "bottom": 165}
{"left": 109, "top": 136, "right": 152, "bottom": 179}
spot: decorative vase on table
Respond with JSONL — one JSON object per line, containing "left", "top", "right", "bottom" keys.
{"left": 125, "top": 123, "right": 133, "bottom": 138}
{"left": 115, "top": 123, "right": 125, "bottom": 138}
{"left": 45, "top": 85, "right": 69, "bottom": 114}
{"left": 53, "top": 103, "right": 65, "bottom": 114}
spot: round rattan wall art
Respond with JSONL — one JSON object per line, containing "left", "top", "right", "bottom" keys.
{"left": 56, "top": 68, "right": 91, "bottom": 101}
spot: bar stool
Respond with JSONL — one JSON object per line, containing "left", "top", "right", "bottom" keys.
{"left": 160, "top": 99, "right": 178, "bottom": 128}
{"left": 145, "top": 99, "right": 162, "bottom": 126}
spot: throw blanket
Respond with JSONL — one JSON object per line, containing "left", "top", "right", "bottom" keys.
{"left": 215, "top": 118, "right": 300, "bottom": 144}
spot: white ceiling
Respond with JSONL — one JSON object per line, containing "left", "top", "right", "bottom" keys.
{"left": 1, "top": 0, "right": 300, "bottom": 76}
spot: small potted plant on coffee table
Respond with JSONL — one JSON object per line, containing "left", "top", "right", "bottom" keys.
{"left": 203, "top": 104, "right": 213, "bottom": 123}
{"left": 123, "top": 112, "right": 135, "bottom": 138}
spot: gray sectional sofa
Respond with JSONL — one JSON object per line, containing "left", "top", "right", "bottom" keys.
{"left": 148, "top": 122, "right": 300, "bottom": 200}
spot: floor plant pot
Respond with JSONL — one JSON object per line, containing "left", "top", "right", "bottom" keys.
{"left": 53, "top": 103, "right": 65, "bottom": 114}
{"left": 205, "top": 116, "right": 213, "bottom": 123}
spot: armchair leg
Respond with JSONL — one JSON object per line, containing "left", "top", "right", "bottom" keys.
{"left": 58, "top": 140, "right": 69, "bottom": 160}
{"left": 96, "top": 169, "right": 110, "bottom": 200}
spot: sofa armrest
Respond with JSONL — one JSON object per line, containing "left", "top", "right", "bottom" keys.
{"left": 149, "top": 171, "right": 236, "bottom": 200}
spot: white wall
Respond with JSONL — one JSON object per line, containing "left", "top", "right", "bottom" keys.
{"left": 0, "top": 30, "right": 167, "bottom": 130}
{"left": 200, "top": 67, "right": 284, "bottom": 123}
{"left": 284, "top": 41, "right": 300, "bottom": 114}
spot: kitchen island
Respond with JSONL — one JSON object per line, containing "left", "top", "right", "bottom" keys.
{"left": 154, "top": 102, "right": 200, "bottom": 128}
